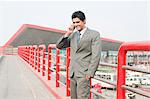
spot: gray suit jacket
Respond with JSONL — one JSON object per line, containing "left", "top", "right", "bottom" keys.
{"left": 56, "top": 28, "right": 101, "bottom": 78}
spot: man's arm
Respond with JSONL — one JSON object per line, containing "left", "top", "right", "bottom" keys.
{"left": 56, "top": 36, "right": 70, "bottom": 49}
{"left": 86, "top": 32, "right": 101, "bottom": 79}
{"left": 56, "top": 25, "right": 75, "bottom": 49}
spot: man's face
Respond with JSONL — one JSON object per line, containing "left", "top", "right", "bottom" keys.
{"left": 72, "top": 17, "right": 86, "bottom": 32}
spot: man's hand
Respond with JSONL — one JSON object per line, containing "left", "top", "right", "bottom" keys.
{"left": 64, "top": 25, "right": 75, "bottom": 37}
{"left": 85, "top": 75, "right": 91, "bottom": 80}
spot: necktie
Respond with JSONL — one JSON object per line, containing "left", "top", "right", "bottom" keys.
{"left": 77, "top": 31, "right": 80, "bottom": 45}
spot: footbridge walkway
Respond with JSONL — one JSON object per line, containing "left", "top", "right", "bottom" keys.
{"left": 0, "top": 41, "right": 150, "bottom": 99}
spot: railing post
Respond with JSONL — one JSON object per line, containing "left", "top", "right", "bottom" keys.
{"left": 56, "top": 49, "right": 60, "bottom": 87}
{"left": 28, "top": 46, "right": 30, "bottom": 64}
{"left": 27, "top": 46, "right": 30, "bottom": 64}
{"left": 31, "top": 46, "right": 34, "bottom": 67}
{"left": 29, "top": 46, "right": 32, "bottom": 65}
{"left": 90, "top": 78, "right": 92, "bottom": 99}
{"left": 33, "top": 45, "right": 37, "bottom": 70}
{"left": 48, "top": 46, "right": 51, "bottom": 80}
{"left": 37, "top": 47, "right": 41, "bottom": 72}
{"left": 35, "top": 46, "right": 38, "bottom": 70}
{"left": 32, "top": 46, "right": 35, "bottom": 68}
{"left": 42, "top": 45, "right": 46, "bottom": 76}
{"left": 38, "top": 45, "right": 46, "bottom": 76}
{"left": 66, "top": 48, "right": 70, "bottom": 96}
{"left": 117, "top": 47, "right": 127, "bottom": 99}
{"left": 23, "top": 47, "right": 25, "bottom": 60}
{"left": 23, "top": 47, "right": 25, "bottom": 61}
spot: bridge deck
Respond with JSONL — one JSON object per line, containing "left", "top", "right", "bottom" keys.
{"left": 0, "top": 55, "right": 56, "bottom": 99}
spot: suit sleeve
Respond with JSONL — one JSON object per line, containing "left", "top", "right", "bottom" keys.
{"left": 56, "top": 35, "right": 71, "bottom": 49}
{"left": 87, "top": 32, "right": 101, "bottom": 77}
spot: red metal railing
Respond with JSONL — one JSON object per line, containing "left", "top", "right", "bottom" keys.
{"left": 18, "top": 44, "right": 71, "bottom": 98}
{"left": 18, "top": 44, "right": 116, "bottom": 99}
{"left": 117, "top": 41, "right": 150, "bottom": 99}
{"left": 66, "top": 48, "right": 70, "bottom": 96}
{"left": 39, "top": 45, "right": 46, "bottom": 76}
{"left": 47, "top": 44, "right": 70, "bottom": 96}
{"left": 18, "top": 41, "right": 150, "bottom": 99}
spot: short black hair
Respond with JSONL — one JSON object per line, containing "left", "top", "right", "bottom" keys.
{"left": 72, "top": 11, "right": 86, "bottom": 22}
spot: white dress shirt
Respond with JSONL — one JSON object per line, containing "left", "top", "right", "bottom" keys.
{"left": 78, "top": 27, "right": 87, "bottom": 39}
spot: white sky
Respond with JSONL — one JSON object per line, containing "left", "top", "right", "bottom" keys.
{"left": 0, "top": 0, "right": 150, "bottom": 46}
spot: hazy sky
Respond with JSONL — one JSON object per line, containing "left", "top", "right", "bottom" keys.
{"left": 0, "top": 0, "right": 150, "bottom": 46}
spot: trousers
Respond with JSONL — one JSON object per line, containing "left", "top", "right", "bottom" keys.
{"left": 70, "top": 73, "right": 90, "bottom": 99}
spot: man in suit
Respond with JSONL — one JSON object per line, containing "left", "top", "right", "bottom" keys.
{"left": 56, "top": 11, "right": 101, "bottom": 99}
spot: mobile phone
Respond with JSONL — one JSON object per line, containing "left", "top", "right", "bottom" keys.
{"left": 71, "top": 24, "right": 75, "bottom": 30}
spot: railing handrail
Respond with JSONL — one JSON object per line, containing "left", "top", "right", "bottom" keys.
{"left": 94, "top": 76, "right": 116, "bottom": 86}
{"left": 100, "top": 62, "right": 117, "bottom": 68}
{"left": 122, "top": 65, "right": 150, "bottom": 74}
{"left": 122, "top": 85, "right": 150, "bottom": 98}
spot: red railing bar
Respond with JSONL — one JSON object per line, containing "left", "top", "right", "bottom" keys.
{"left": 56, "top": 49, "right": 60, "bottom": 87}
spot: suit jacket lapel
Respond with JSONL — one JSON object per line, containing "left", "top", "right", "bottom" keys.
{"left": 76, "top": 28, "right": 89, "bottom": 51}
{"left": 73, "top": 32, "right": 78, "bottom": 51}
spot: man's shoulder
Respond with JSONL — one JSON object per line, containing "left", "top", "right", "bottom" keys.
{"left": 87, "top": 28, "right": 99, "bottom": 33}
{"left": 87, "top": 28, "right": 100, "bottom": 36}
{"left": 69, "top": 31, "right": 77, "bottom": 38}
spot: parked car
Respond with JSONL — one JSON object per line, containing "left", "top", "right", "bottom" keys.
{"left": 126, "top": 76, "right": 140, "bottom": 87}
{"left": 139, "top": 76, "right": 150, "bottom": 85}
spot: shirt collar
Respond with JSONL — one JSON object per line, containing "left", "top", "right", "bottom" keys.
{"left": 79, "top": 27, "right": 87, "bottom": 36}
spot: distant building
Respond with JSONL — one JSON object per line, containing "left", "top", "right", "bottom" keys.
{"left": 4, "top": 24, "right": 123, "bottom": 50}
{"left": 3, "top": 24, "right": 123, "bottom": 63}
